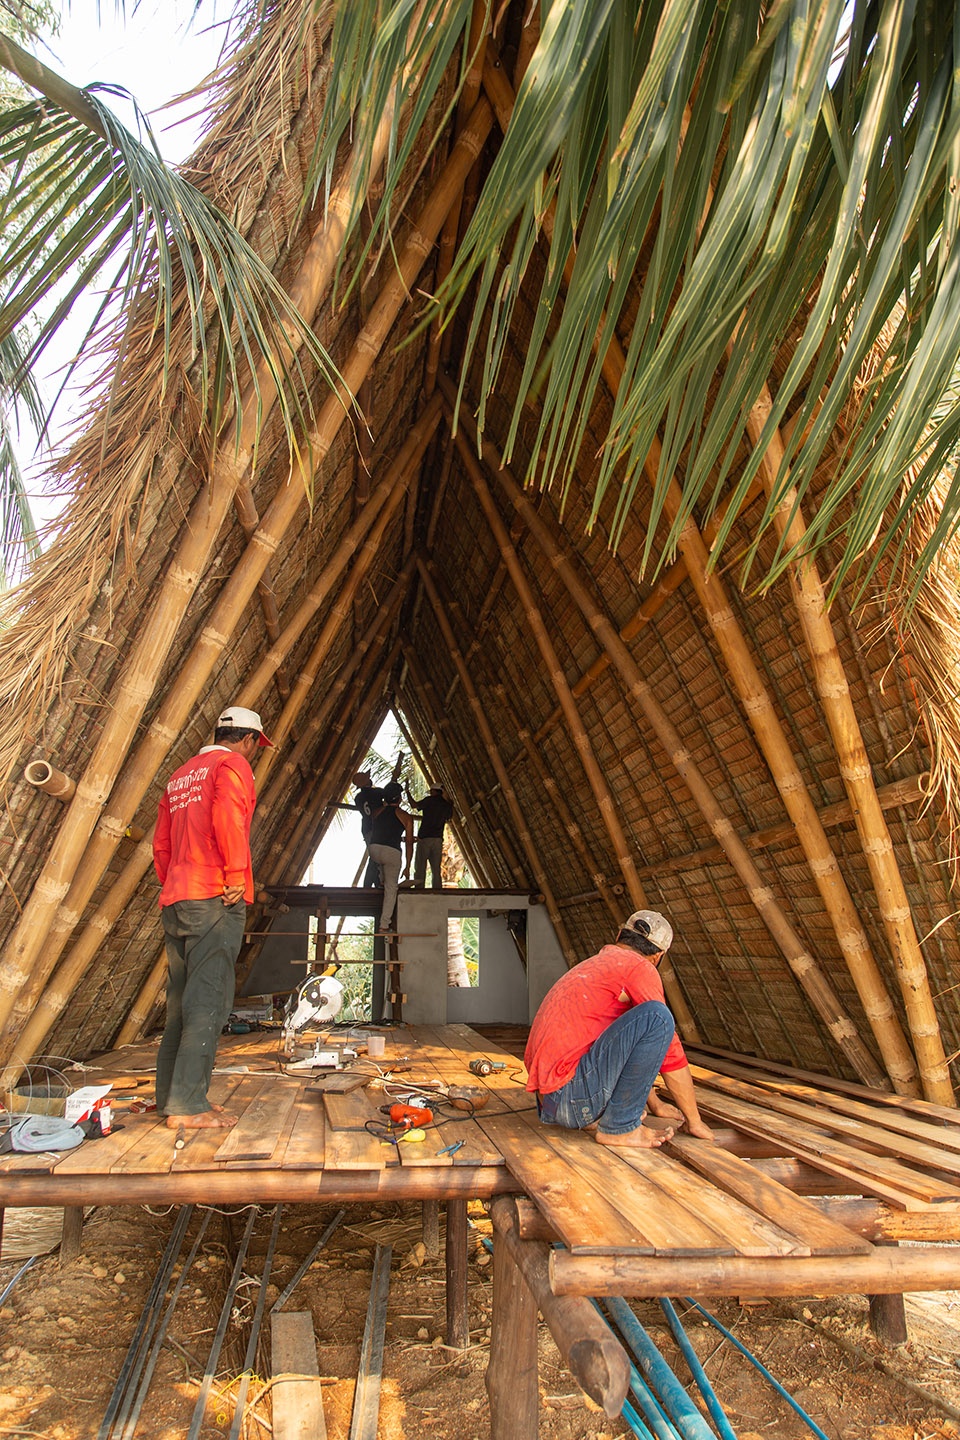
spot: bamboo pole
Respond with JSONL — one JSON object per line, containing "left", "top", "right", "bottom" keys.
{"left": 252, "top": 479, "right": 409, "bottom": 789}
{"left": 637, "top": 774, "right": 929, "bottom": 882}
{"left": 256, "top": 568, "right": 411, "bottom": 827}
{"left": 0, "top": 100, "right": 495, "bottom": 1043}
{"left": 115, "top": 946, "right": 167, "bottom": 1049}
{"left": 0, "top": 468, "right": 418, "bottom": 1058}
{"left": 0, "top": 98, "right": 405, "bottom": 1029}
{"left": 746, "top": 393, "right": 954, "bottom": 1104}
{"left": 447, "top": 393, "right": 885, "bottom": 1087}
{"left": 23, "top": 760, "right": 76, "bottom": 803}
{"left": 450, "top": 418, "right": 703, "bottom": 1036}
{"left": 390, "top": 697, "right": 491, "bottom": 890}
{"left": 416, "top": 558, "right": 579, "bottom": 966}
{"left": 5, "top": 578, "right": 412, "bottom": 1076}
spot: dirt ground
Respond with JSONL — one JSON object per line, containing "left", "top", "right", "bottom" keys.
{"left": 1, "top": 1200, "right": 959, "bottom": 1440}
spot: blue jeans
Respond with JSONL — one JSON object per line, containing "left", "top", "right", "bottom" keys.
{"left": 156, "top": 897, "right": 246, "bottom": 1115}
{"left": 539, "top": 1001, "right": 675, "bottom": 1136}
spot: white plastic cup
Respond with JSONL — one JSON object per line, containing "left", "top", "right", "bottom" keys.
{"left": 367, "top": 1034, "right": 386, "bottom": 1058}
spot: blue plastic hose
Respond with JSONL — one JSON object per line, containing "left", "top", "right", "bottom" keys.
{"left": 606, "top": 1295, "right": 719, "bottom": 1440}
{"left": 659, "top": 1298, "right": 738, "bottom": 1440}
{"left": 682, "top": 1298, "right": 831, "bottom": 1440}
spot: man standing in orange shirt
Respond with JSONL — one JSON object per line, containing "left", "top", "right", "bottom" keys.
{"left": 153, "top": 706, "right": 271, "bottom": 1131}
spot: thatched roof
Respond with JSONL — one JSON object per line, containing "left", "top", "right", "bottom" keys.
{"left": 0, "top": 0, "right": 959, "bottom": 1105}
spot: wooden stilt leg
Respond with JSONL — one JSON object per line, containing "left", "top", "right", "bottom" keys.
{"left": 487, "top": 1201, "right": 539, "bottom": 1440}
{"left": 59, "top": 1206, "right": 84, "bottom": 1266}
{"left": 869, "top": 1243, "right": 907, "bottom": 1344}
{"left": 445, "top": 1198, "right": 469, "bottom": 1348}
{"left": 422, "top": 1199, "right": 440, "bottom": 1258}
{"left": 490, "top": 1198, "right": 629, "bottom": 1418}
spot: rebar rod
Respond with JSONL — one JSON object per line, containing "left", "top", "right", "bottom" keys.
{"left": 186, "top": 1207, "right": 259, "bottom": 1440}
{"left": 228, "top": 1204, "right": 284, "bottom": 1440}
{"left": 271, "top": 1207, "right": 346, "bottom": 1314}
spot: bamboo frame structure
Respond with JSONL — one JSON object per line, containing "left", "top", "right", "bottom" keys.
{"left": 0, "top": 99, "right": 495, "bottom": 1045}
{"left": 445, "top": 420, "right": 705, "bottom": 1033}
{"left": 23, "top": 760, "right": 76, "bottom": 802}
{"left": 449, "top": 395, "right": 886, "bottom": 1086}
{"left": 416, "top": 558, "right": 579, "bottom": 966}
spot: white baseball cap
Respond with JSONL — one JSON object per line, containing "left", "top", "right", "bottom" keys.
{"left": 621, "top": 910, "right": 673, "bottom": 952}
{"left": 217, "top": 705, "right": 273, "bottom": 747}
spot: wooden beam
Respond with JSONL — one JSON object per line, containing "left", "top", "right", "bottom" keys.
{"left": 549, "top": 1245, "right": 960, "bottom": 1298}
{"left": 490, "top": 1197, "right": 630, "bottom": 1420}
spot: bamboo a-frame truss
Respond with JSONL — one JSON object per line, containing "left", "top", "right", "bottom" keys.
{"left": 0, "top": 1, "right": 958, "bottom": 1106}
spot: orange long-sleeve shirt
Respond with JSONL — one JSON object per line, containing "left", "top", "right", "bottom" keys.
{"left": 153, "top": 746, "right": 256, "bottom": 906}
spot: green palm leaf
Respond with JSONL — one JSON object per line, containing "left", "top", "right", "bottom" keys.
{"left": 0, "top": 31, "right": 342, "bottom": 467}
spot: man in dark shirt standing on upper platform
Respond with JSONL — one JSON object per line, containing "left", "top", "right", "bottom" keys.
{"left": 405, "top": 784, "right": 454, "bottom": 888}
{"left": 352, "top": 770, "right": 384, "bottom": 887}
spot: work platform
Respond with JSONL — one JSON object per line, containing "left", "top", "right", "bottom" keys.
{"left": 2, "top": 1025, "right": 960, "bottom": 1433}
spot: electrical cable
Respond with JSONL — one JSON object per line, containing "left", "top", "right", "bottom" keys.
{"left": 0, "top": 1255, "right": 39, "bottom": 1307}
{"left": 682, "top": 1298, "right": 831, "bottom": 1440}
{"left": 659, "top": 1298, "right": 738, "bottom": 1440}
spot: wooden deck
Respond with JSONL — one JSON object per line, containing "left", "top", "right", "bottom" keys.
{"left": 3, "top": 1024, "right": 960, "bottom": 1295}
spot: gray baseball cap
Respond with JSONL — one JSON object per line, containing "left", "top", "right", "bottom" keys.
{"left": 621, "top": 910, "right": 673, "bottom": 952}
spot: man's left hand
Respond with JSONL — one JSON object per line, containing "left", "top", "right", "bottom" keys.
{"left": 683, "top": 1118, "right": 716, "bottom": 1141}
{"left": 222, "top": 884, "right": 244, "bottom": 905}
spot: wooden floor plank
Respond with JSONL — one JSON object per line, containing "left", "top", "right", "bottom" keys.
{"left": 111, "top": 1114, "right": 179, "bottom": 1175}
{"left": 50, "top": 1112, "right": 160, "bottom": 1175}
{"left": 408, "top": 1025, "right": 532, "bottom": 1114}
{"left": 279, "top": 1090, "right": 327, "bottom": 1169}
{"left": 691, "top": 1067, "right": 960, "bottom": 1177}
{"left": 526, "top": 1119, "right": 737, "bottom": 1256}
{"left": 169, "top": 1076, "right": 256, "bottom": 1171}
{"left": 695, "top": 1089, "right": 960, "bottom": 1207}
{"left": 324, "top": 1088, "right": 384, "bottom": 1131}
{"left": 665, "top": 1134, "right": 873, "bottom": 1254}
{"left": 324, "top": 1125, "right": 398, "bottom": 1170}
{"left": 688, "top": 1055, "right": 960, "bottom": 1156}
{"left": 616, "top": 1147, "right": 810, "bottom": 1257}
{"left": 688, "top": 1045, "right": 960, "bottom": 1124}
{"left": 215, "top": 1081, "right": 299, "bottom": 1163}
{"left": 479, "top": 1112, "right": 656, "bottom": 1253}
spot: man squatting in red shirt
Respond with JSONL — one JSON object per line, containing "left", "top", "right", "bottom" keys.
{"left": 152, "top": 705, "right": 272, "bottom": 1132}
{"left": 525, "top": 910, "right": 715, "bottom": 1149}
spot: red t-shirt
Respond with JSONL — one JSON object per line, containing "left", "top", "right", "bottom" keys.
{"left": 524, "top": 942, "right": 687, "bottom": 1095}
{"left": 153, "top": 747, "right": 256, "bottom": 906}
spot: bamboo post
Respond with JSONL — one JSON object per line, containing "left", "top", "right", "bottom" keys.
{"left": 450, "top": 421, "right": 704, "bottom": 1036}
{"left": 0, "top": 85, "right": 490, "bottom": 1046}
{"left": 115, "top": 946, "right": 167, "bottom": 1048}
{"left": 416, "top": 559, "right": 579, "bottom": 965}
{"left": 746, "top": 391, "right": 954, "bottom": 1104}
{"left": 253, "top": 478, "right": 409, "bottom": 788}
{"left": 0, "top": 96, "right": 410, "bottom": 1031}
{"left": 450, "top": 396, "right": 885, "bottom": 1087}
{"left": 490, "top": 1197, "right": 630, "bottom": 1421}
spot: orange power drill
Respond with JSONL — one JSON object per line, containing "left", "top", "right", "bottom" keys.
{"left": 385, "top": 1102, "right": 433, "bottom": 1130}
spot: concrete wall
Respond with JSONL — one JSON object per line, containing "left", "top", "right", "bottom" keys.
{"left": 395, "top": 891, "right": 565, "bottom": 1025}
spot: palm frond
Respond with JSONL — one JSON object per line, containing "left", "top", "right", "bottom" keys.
{"left": 0, "top": 31, "right": 344, "bottom": 467}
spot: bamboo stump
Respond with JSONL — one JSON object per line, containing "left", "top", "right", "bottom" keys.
{"left": 445, "top": 1199, "right": 469, "bottom": 1348}
{"left": 488, "top": 1196, "right": 629, "bottom": 1436}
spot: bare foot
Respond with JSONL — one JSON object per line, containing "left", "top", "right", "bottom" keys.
{"left": 165, "top": 1111, "right": 237, "bottom": 1130}
{"left": 596, "top": 1124, "right": 674, "bottom": 1149}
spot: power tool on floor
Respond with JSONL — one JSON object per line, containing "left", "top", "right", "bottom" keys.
{"left": 469, "top": 1057, "right": 506, "bottom": 1077}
